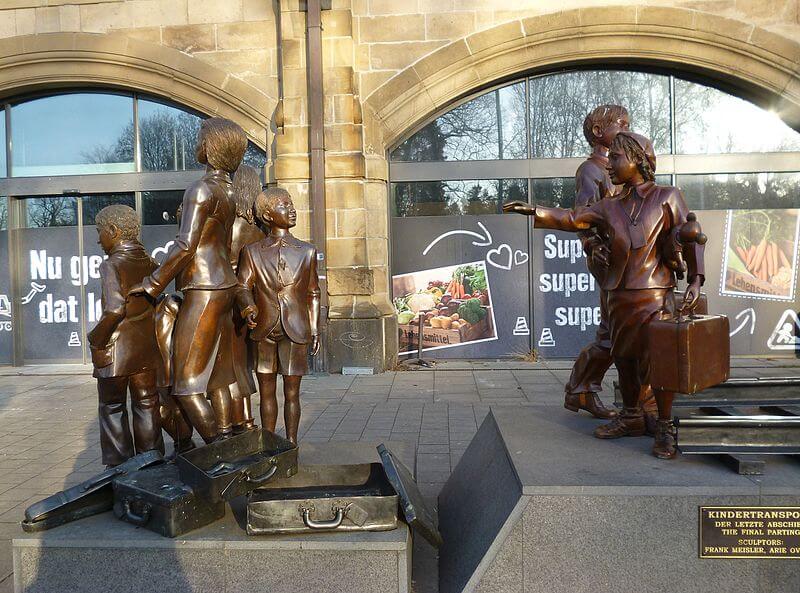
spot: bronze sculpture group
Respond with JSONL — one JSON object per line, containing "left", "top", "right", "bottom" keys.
{"left": 91, "top": 109, "right": 725, "bottom": 466}
{"left": 92, "top": 117, "right": 320, "bottom": 467}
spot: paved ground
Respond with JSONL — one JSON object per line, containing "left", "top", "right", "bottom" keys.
{"left": 0, "top": 356, "right": 798, "bottom": 592}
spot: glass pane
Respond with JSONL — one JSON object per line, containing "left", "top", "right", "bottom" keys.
{"left": 243, "top": 142, "right": 268, "bottom": 171}
{"left": 392, "top": 179, "right": 527, "bottom": 217}
{"left": 0, "top": 197, "right": 10, "bottom": 363}
{"left": 531, "top": 178, "right": 577, "bottom": 208}
{"left": 531, "top": 174, "right": 672, "bottom": 208}
{"left": 138, "top": 98, "right": 203, "bottom": 171}
{"left": 11, "top": 93, "right": 135, "bottom": 177}
{"left": 81, "top": 193, "right": 135, "bottom": 228}
{"left": 25, "top": 196, "right": 78, "bottom": 227}
{"left": 141, "top": 190, "right": 182, "bottom": 297}
{"left": 142, "top": 190, "right": 183, "bottom": 226}
{"left": 674, "top": 79, "right": 800, "bottom": 154}
{"left": 0, "top": 110, "right": 6, "bottom": 178}
{"left": 677, "top": 172, "right": 800, "bottom": 210}
{"left": 390, "top": 81, "right": 527, "bottom": 162}
{"left": 19, "top": 196, "right": 82, "bottom": 362}
{"left": 497, "top": 83, "right": 527, "bottom": 159}
{"left": 81, "top": 194, "right": 136, "bottom": 362}
{"left": 529, "top": 70, "right": 671, "bottom": 158}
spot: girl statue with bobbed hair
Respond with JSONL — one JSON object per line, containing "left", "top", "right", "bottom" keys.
{"left": 505, "top": 131, "right": 705, "bottom": 459}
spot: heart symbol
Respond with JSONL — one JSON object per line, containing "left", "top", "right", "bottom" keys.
{"left": 486, "top": 244, "right": 512, "bottom": 270}
{"left": 514, "top": 250, "right": 529, "bottom": 265}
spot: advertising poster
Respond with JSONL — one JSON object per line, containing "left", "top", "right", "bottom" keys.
{"left": 393, "top": 261, "right": 497, "bottom": 355}
{"left": 531, "top": 230, "right": 604, "bottom": 358}
{"left": 721, "top": 209, "right": 800, "bottom": 301}
{"left": 390, "top": 214, "right": 531, "bottom": 359}
{"left": 10, "top": 225, "right": 178, "bottom": 363}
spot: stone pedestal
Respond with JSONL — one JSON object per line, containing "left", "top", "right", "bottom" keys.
{"left": 14, "top": 442, "right": 415, "bottom": 593}
{"left": 438, "top": 407, "right": 800, "bottom": 593}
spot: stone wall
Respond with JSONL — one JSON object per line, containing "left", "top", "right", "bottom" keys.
{"left": 352, "top": 0, "right": 800, "bottom": 103}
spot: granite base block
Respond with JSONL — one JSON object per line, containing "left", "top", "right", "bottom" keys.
{"left": 439, "top": 408, "right": 800, "bottom": 593}
{"left": 13, "top": 442, "right": 414, "bottom": 593}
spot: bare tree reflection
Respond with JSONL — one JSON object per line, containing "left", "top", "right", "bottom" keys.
{"left": 25, "top": 197, "right": 78, "bottom": 228}
{"left": 393, "top": 179, "right": 526, "bottom": 217}
{"left": 392, "top": 82, "right": 527, "bottom": 162}
{"left": 82, "top": 104, "right": 266, "bottom": 172}
{"left": 678, "top": 173, "right": 800, "bottom": 210}
{"left": 530, "top": 70, "right": 671, "bottom": 157}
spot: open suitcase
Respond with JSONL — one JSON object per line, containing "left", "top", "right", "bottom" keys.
{"left": 21, "top": 450, "right": 163, "bottom": 533}
{"left": 113, "top": 461, "right": 225, "bottom": 538}
{"left": 246, "top": 444, "right": 442, "bottom": 548}
{"left": 176, "top": 429, "right": 298, "bottom": 502}
{"left": 648, "top": 313, "right": 730, "bottom": 394}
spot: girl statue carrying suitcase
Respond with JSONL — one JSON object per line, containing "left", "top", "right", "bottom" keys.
{"left": 504, "top": 131, "right": 706, "bottom": 459}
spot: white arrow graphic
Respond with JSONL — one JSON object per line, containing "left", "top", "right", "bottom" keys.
{"left": 422, "top": 222, "right": 493, "bottom": 256}
{"left": 729, "top": 308, "right": 756, "bottom": 337}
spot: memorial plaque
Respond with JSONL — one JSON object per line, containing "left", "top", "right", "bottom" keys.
{"left": 699, "top": 506, "right": 800, "bottom": 558}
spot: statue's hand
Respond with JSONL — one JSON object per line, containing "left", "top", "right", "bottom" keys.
{"left": 502, "top": 201, "right": 534, "bottom": 216}
{"left": 311, "top": 335, "right": 320, "bottom": 356}
{"left": 590, "top": 243, "right": 610, "bottom": 268}
{"left": 680, "top": 277, "right": 702, "bottom": 314}
{"left": 242, "top": 305, "right": 258, "bottom": 328}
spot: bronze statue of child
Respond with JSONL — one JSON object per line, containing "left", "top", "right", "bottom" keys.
{"left": 504, "top": 131, "right": 705, "bottom": 459}
{"left": 236, "top": 188, "right": 321, "bottom": 444}
{"left": 129, "top": 117, "right": 248, "bottom": 444}
{"left": 88, "top": 205, "right": 164, "bottom": 467}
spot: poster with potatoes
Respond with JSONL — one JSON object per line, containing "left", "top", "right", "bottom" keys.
{"left": 393, "top": 261, "right": 497, "bottom": 354}
{"left": 721, "top": 209, "right": 800, "bottom": 301}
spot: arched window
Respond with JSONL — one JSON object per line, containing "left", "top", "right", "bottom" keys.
{"left": 0, "top": 91, "right": 267, "bottom": 365}
{"left": 389, "top": 69, "right": 800, "bottom": 360}
{"left": 390, "top": 70, "right": 800, "bottom": 215}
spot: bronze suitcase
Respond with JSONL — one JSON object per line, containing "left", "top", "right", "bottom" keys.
{"left": 113, "top": 461, "right": 225, "bottom": 538}
{"left": 246, "top": 445, "right": 443, "bottom": 548}
{"left": 648, "top": 313, "right": 730, "bottom": 394}
{"left": 176, "top": 429, "right": 297, "bottom": 502}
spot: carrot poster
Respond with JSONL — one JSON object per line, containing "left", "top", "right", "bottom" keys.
{"left": 721, "top": 209, "right": 800, "bottom": 301}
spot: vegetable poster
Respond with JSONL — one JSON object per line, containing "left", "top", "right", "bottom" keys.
{"left": 721, "top": 209, "right": 800, "bottom": 301}
{"left": 392, "top": 261, "right": 497, "bottom": 354}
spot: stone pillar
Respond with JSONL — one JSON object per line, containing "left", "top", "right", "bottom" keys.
{"left": 275, "top": 1, "right": 397, "bottom": 373}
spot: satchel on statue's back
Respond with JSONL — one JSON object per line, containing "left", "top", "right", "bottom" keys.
{"left": 647, "top": 312, "right": 730, "bottom": 394}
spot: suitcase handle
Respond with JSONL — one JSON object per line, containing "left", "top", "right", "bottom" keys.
{"left": 301, "top": 505, "right": 346, "bottom": 530}
{"left": 219, "top": 460, "right": 278, "bottom": 499}
{"left": 244, "top": 461, "right": 278, "bottom": 486}
{"left": 121, "top": 499, "right": 152, "bottom": 527}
